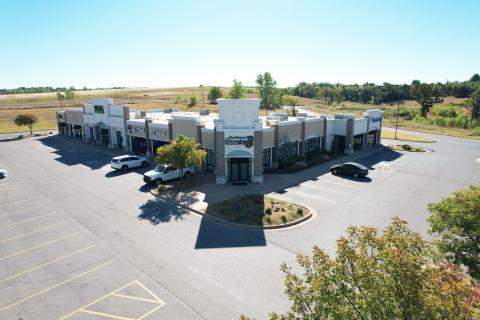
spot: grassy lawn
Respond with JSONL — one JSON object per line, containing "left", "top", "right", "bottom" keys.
{"left": 381, "top": 130, "right": 436, "bottom": 143}
{"left": 205, "top": 194, "right": 309, "bottom": 227}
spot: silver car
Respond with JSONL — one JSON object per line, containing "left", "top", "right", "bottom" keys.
{"left": 110, "top": 155, "right": 149, "bottom": 172}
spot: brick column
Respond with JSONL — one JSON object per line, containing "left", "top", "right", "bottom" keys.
{"left": 299, "top": 121, "right": 306, "bottom": 156}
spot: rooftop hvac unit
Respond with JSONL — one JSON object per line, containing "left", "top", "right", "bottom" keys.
{"left": 334, "top": 113, "right": 354, "bottom": 119}
{"left": 199, "top": 108, "right": 210, "bottom": 115}
{"left": 269, "top": 112, "right": 288, "bottom": 121}
{"left": 296, "top": 112, "right": 307, "bottom": 117}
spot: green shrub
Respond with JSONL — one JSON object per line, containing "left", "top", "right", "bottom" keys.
{"left": 402, "top": 144, "right": 412, "bottom": 151}
{"left": 265, "top": 216, "right": 272, "bottom": 224}
{"left": 297, "top": 208, "right": 304, "bottom": 216}
{"left": 397, "top": 109, "right": 416, "bottom": 120}
{"left": 471, "top": 127, "right": 480, "bottom": 136}
{"left": 432, "top": 105, "right": 458, "bottom": 118}
{"left": 281, "top": 215, "right": 287, "bottom": 223}
{"left": 265, "top": 207, "right": 272, "bottom": 215}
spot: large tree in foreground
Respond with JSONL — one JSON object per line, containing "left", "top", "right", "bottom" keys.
{"left": 14, "top": 114, "right": 38, "bottom": 135}
{"left": 155, "top": 135, "right": 206, "bottom": 180}
{"left": 241, "top": 218, "right": 480, "bottom": 320}
{"left": 428, "top": 184, "right": 480, "bottom": 280}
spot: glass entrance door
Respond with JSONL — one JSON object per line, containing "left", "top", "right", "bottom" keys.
{"left": 228, "top": 158, "right": 251, "bottom": 182}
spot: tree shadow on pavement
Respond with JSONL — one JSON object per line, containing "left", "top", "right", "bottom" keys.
{"left": 137, "top": 197, "right": 189, "bottom": 224}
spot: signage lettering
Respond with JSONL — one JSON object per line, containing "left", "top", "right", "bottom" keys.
{"left": 152, "top": 129, "right": 167, "bottom": 137}
{"left": 128, "top": 126, "right": 145, "bottom": 134}
{"left": 225, "top": 135, "right": 254, "bottom": 148}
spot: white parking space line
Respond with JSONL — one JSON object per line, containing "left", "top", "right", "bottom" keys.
{"left": 0, "top": 232, "right": 79, "bottom": 262}
{"left": 0, "top": 212, "right": 58, "bottom": 229}
{"left": 301, "top": 183, "right": 349, "bottom": 195}
{"left": 78, "top": 309, "right": 134, "bottom": 320}
{"left": 282, "top": 189, "right": 338, "bottom": 204}
{"left": 0, "top": 221, "right": 67, "bottom": 245}
{"left": 0, "top": 245, "right": 95, "bottom": 284}
{"left": 0, "top": 204, "right": 46, "bottom": 218}
{"left": 322, "top": 180, "right": 362, "bottom": 190}
{"left": 0, "top": 260, "right": 114, "bottom": 313}
{"left": 60, "top": 280, "right": 165, "bottom": 320}
{"left": 0, "top": 198, "right": 38, "bottom": 208}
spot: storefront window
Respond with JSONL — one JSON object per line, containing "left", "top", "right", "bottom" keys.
{"left": 205, "top": 149, "right": 215, "bottom": 167}
{"left": 303, "top": 137, "right": 321, "bottom": 154}
{"left": 262, "top": 148, "right": 271, "bottom": 168}
{"left": 278, "top": 141, "right": 298, "bottom": 160}
{"left": 368, "top": 131, "right": 377, "bottom": 145}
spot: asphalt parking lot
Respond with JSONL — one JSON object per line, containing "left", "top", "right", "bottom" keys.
{"left": 0, "top": 131, "right": 479, "bottom": 319}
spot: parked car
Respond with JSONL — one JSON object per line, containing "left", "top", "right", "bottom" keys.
{"left": 330, "top": 162, "right": 369, "bottom": 178}
{"left": 110, "top": 155, "right": 149, "bottom": 172}
{"left": 0, "top": 169, "right": 8, "bottom": 179}
{"left": 143, "top": 165, "right": 195, "bottom": 184}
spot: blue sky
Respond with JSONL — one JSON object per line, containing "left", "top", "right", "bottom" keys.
{"left": 0, "top": 0, "right": 479, "bottom": 89}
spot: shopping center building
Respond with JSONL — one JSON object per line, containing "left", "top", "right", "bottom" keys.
{"left": 57, "top": 98, "right": 382, "bottom": 184}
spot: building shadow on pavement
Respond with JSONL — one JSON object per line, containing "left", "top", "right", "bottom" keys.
{"left": 38, "top": 135, "right": 121, "bottom": 170}
{"left": 195, "top": 194, "right": 267, "bottom": 249}
{"left": 194, "top": 218, "right": 266, "bottom": 249}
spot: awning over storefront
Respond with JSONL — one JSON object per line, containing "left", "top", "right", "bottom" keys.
{"left": 226, "top": 150, "right": 252, "bottom": 157}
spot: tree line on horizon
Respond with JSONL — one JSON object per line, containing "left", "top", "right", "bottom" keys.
{"left": 288, "top": 74, "right": 480, "bottom": 105}
{"left": 0, "top": 85, "right": 126, "bottom": 95}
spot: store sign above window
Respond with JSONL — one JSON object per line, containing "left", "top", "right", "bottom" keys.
{"left": 225, "top": 135, "right": 254, "bottom": 148}
{"left": 152, "top": 129, "right": 167, "bottom": 137}
{"left": 128, "top": 126, "right": 144, "bottom": 134}
{"left": 94, "top": 105, "right": 105, "bottom": 114}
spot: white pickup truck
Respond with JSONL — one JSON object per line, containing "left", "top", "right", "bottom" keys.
{"left": 143, "top": 165, "right": 195, "bottom": 184}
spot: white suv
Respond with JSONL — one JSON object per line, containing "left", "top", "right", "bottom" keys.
{"left": 111, "top": 155, "right": 149, "bottom": 172}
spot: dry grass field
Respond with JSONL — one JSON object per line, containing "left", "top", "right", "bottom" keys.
{"left": 0, "top": 87, "right": 248, "bottom": 133}
{"left": 1, "top": 87, "right": 478, "bottom": 140}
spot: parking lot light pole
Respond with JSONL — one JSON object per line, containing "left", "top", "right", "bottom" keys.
{"left": 395, "top": 101, "right": 400, "bottom": 140}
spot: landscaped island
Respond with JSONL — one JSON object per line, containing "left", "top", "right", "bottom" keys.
{"left": 204, "top": 194, "right": 310, "bottom": 227}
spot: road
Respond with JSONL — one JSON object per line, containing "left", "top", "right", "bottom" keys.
{"left": 0, "top": 131, "right": 479, "bottom": 319}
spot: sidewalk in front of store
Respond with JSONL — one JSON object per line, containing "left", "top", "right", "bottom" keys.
{"left": 157, "top": 146, "right": 385, "bottom": 213}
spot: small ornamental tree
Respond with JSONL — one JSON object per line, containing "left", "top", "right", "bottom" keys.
{"left": 155, "top": 135, "right": 206, "bottom": 180}
{"left": 207, "top": 86, "right": 223, "bottom": 104}
{"left": 229, "top": 79, "right": 245, "bottom": 99}
{"left": 241, "top": 218, "right": 480, "bottom": 320}
{"left": 14, "top": 114, "right": 38, "bottom": 135}
{"left": 188, "top": 95, "right": 197, "bottom": 108}
{"left": 428, "top": 184, "right": 480, "bottom": 280}
{"left": 283, "top": 95, "right": 299, "bottom": 116}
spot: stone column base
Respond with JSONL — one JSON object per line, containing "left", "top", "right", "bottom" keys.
{"left": 216, "top": 176, "right": 227, "bottom": 184}
{"left": 252, "top": 176, "right": 264, "bottom": 184}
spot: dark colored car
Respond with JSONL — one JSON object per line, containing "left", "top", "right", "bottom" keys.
{"left": 330, "top": 162, "right": 368, "bottom": 178}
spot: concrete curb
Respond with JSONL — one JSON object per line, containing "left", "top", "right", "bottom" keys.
{"left": 150, "top": 190, "right": 316, "bottom": 231}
